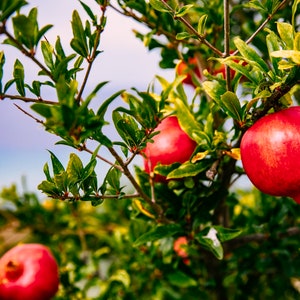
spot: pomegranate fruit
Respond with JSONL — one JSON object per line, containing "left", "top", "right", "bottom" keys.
{"left": 143, "top": 116, "right": 197, "bottom": 181}
{"left": 177, "top": 57, "right": 202, "bottom": 87}
{"left": 240, "top": 106, "right": 300, "bottom": 204}
{"left": 0, "top": 243, "right": 59, "bottom": 300}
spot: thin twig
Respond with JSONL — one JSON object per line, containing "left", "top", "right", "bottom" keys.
{"left": 14, "top": 104, "right": 44, "bottom": 124}
{"left": 1, "top": 94, "right": 58, "bottom": 105}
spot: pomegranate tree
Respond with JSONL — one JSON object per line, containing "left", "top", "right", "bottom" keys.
{"left": 240, "top": 106, "right": 300, "bottom": 204}
{"left": 0, "top": 244, "right": 59, "bottom": 300}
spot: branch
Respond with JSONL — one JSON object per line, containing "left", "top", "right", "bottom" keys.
{"left": 1, "top": 94, "right": 58, "bottom": 105}
{"left": 14, "top": 104, "right": 44, "bottom": 124}
{"left": 76, "top": 5, "right": 107, "bottom": 103}
{"left": 226, "top": 226, "right": 300, "bottom": 250}
{"left": 107, "top": 146, "right": 170, "bottom": 223}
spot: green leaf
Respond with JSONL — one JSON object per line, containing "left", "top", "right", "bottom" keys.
{"left": 134, "top": 224, "right": 182, "bottom": 247}
{"left": 48, "top": 150, "right": 65, "bottom": 175}
{"left": 0, "top": 0, "right": 27, "bottom": 22}
{"left": 213, "top": 226, "right": 242, "bottom": 242}
{"left": 149, "top": 0, "right": 171, "bottom": 12}
{"left": 202, "top": 80, "right": 227, "bottom": 103}
{"left": 271, "top": 50, "right": 300, "bottom": 65}
{"left": 66, "top": 153, "right": 83, "bottom": 184}
{"left": 174, "top": 98, "right": 210, "bottom": 145}
{"left": 167, "top": 271, "right": 197, "bottom": 288}
{"left": 79, "top": 0, "right": 97, "bottom": 23}
{"left": 276, "top": 22, "right": 294, "bottom": 50}
{"left": 13, "top": 59, "right": 25, "bottom": 96}
{"left": 41, "top": 40, "right": 54, "bottom": 70}
{"left": 37, "top": 180, "right": 61, "bottom": 196}
{"left": 220, "top": 91, "right": 243, "bottom": 122}
{"left": 167, "top": 161, "right": 210, "bottom": 179}
{"left": 71, "top": 10, "right": 89, "bottom": 57}
{"left": 175, "top": 4, "right": 193, "bottom": 18}
{"left": 266, "top": 31, "right": 281, "bottom": 75}
{"left": 197, "top": 14, "right": 208, "bottom": 35}
{"left": 176, "top": 32, "right": 193, "bottom": 40}
{"left": 0, "top": 51, "right": 5, "bottom": 93}
{"left": 234, "top": 37, "right": 270, "bottom": 74}
{"left": 195, "top": 227, "right": 223, "bottom": 260}
{"left": 31, "top": 103, "right": 52, "bottom": 118}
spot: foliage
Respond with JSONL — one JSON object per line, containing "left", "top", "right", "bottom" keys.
{"left": 1, "top": 0, "right": 300, "bottom": 299}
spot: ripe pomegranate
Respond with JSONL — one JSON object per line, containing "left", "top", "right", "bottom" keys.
{"left": 143, "top": 116, "right": 197, "bottom": 181}
{"left": 240, "top": 106, "right": 300, "bottom": 204}
{"left": 0, "top": 243, "right": 59, "bottom": 300}
{"left": 177, "top": 57, "right": 202, "bottom": 87}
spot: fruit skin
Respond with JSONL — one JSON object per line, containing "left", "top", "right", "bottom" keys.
{"left": 177, "top": 57, "right": 202, "bottom": 87}
{"left": 143, "top": 116, "right": 197, "bottom": 181}
{"left": 240, "top": 106, "right": 300, "bottom": 204}
{"left": 0, "top": 243, "right": 59, "bottom": 300}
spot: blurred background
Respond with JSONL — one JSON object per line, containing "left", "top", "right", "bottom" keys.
{"left": 0, "top": 0, "right": 174, "bottom": 195}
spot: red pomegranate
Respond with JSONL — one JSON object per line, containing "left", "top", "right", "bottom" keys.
{"left": 0, "top": 243, "right": 59, "bottom": 300}
{"left": 143, "top": 116, "right": 197, "bottom": 181}
{"left": 240, "top": 106, "right": 300, "bottom": 204}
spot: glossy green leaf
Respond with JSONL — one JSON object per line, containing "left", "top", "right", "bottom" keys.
{"left": 197, "top": 14, "right": 208, "bottom": 35}
{"left": 234, "top": 37, "right": 270, "bottom": 74}
{"left": 66, "top": 153, "right": 83, "bottom": 183}
{"left": 48, "top": 150, "right": 65, "bottom": 175}
{"left": 195, "top": 227, "right": 223, "bottom": 260}
{"left": 266, "top": 31, "right": 281, "bottom": 75}
{"left": 79, "top": 0, "right": 97, "bottom": 23}
{"left": 271, "top": 50, "right": 300, "bottom": 65}
{"left": 167, "top": 161, "right": 210, "bottom": 179}
{"left": 277, "top": 22, "right": 294, "bottom": 50}
{"left": 213, "top": 226, "right": 242, "bottom": 242}
{"left": 13, "top": 59, "right": 25, "bottom": 96}
{"left": 175, "top": 4, "right": 193, "bottom": 18}
{"left": 202, "top": 80, "right": 227, "bottom": 103}
{"left": 220, "top": 91, "right": 243, "bottom": 122}
{"left": 134, "top": 224, "right": 182, "bottom": 246}
{"left": 176, "top": 32, "right": 193, "bottom": 40}
{"left": 174, "top": 98, "right": 210, "bottom": 145}
{"left": 149, "top": 0, "right": 170, "bottom": 12}
{"left": 71, "top": 10, "right": 89, "bottom": 57}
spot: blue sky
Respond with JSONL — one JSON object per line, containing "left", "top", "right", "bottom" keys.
{"left": 0, "top": 0, "right": 174, "bottom": 195}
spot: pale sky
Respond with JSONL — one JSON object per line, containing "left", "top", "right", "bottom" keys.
{"left": 0, "top": 0, "right": 174, "bottom": 194}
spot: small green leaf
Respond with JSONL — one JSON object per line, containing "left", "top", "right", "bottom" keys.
{"left": 149, "top": 0, "right": 171, "bottom": 12}
{"left": 13, "top": 59, "right": 25, "bottom": 96}
{"left": 195, "top": 227, "right": 223, "bottom": 260}
{"left": 167, "top": 271, "right": 197, "bottom": 288}
{"left": 66, "top": 153, "right": 83, "bottom": 184}
{"left": 197, "top": 14, "right": 208, "bottom": 35}
{"left": 213, "top": 226, "right": 242, "bottom": 242}
{"left": 220, "top": 91, "right": 243, "bottom": 122}
{"left": 167, "top": 161, "right": 210, "bottom": 179}
{"left": 134, "top": 224, "right": 182, "bottom": 247}
{"left": 176, "top": 32, "right": 193, "bottom": 40}
{"left": 202, "top": 80, "right": 227, "bottom": 103}
{"left": 48, "top": 150, "right": 65, "bottom": 175}
{"left": 175, "top": 4, "right": 193, "bottom": 18}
